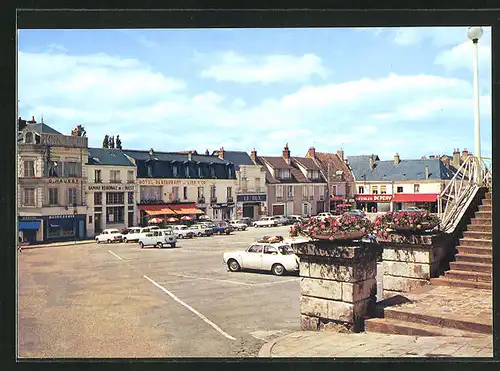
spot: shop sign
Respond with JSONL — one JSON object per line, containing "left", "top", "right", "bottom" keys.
{"left": 88, "top": 184, "right": 135, "bottom": 191}
{"left": 137, "top": 178, "right": 207, "bottom": 186}
{"left": 48, "top": 214, "right": 76, "bottom": 219}
{"left": 48, "top": 178, "right": 81, "bottom": 184}
{"left": 18, "top": 216, "right": 39, "bottom": 220}
{"left": 236, "top": 194, "right": 267, "bottom": 202}
{"left": 355, "top": 194, "right": 393, "bottom": 202}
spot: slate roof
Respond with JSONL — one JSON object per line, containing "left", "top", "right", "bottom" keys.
{"left": 211, "top": 150, "right": 255, "bottom": 171}
{"left": 123, "top": 149, "right": 230, "bottom": 164}
{"left": 24, "top": 122, "right": 63, "bottom": 135}
{"left": 257, "top": 156, "right": 327, "bottom": 184}
{"left": 346, "top": 155, "right": 456, "bottom": 181}
{"left": 313, "top": 152, "right": 355, "bottom": 182}
{"left": 87, "top": 148, "right": 135, "bottom": 167}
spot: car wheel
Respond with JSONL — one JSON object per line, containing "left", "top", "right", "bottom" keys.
{"left": 178, "top": 234, "right": 183, "bottom": 239}
{"left": 227, "top": 259, "right": 241, "bottom": 272}
{"left": 157, "top": 242, "right": 163, "bottom": 249}
{"left": 95, "top": 238, "right": 100, "bottom": 244}
{"left": 272, "top": 263, "right": 285, "bottom": 276}
{"left": 198, "top": 232, "right": 203, "bottom": 237}
{"left": 139, "top": 241, "right": 144, "bottom": 249}
{"left": 170, "top": 243, "right": 176, "bottom": 248}
{"left": 107, "top": 239, "right": 112, "bottom": 244}
{"left": 123, "top": 237, "right": 128, "bottom": 243}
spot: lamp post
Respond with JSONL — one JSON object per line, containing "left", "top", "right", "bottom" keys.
{"left": 467, "top": 26, "right": 483, "bottom": 167}
{"left": 73, "top": 203, "right": 78, "bottom": 244}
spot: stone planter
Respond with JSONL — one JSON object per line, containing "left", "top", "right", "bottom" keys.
{"left": 293, "top": 240, "right": 379, "bottom": 332}
{"left": 380, "top": 232, "right": 446, "bottom": 299}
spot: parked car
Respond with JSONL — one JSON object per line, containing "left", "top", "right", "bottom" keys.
{"left": 223, "top": 242, "right": 299, "bottom": 276}
{"left": 228, "top": 220, "right": 248, "bottom": 231}
{"left": 95, "top": 229, "right": 123, "bottom": 244}
{"left": 288, "top": 215, "right": 304, "bottom": 224}
{"left": 213, "top": 222, "right": 234, "bottom": 235}
{"left": 190, "top": 224, "right": 214, "bottom": 237}
{"left": 239, "top": 217, "right": 253, "bottom": 226}
{"left": 344, "top": 209, "right": 366, "bottom": 218}
{"left": 138, "top": 229, "right": 177, "bottom": 249}
{"left": 315, "top": 212, "right": 336, "bottom": 221}
{"left": 122, "top": 227, "right": 155, "bottom": 243}
{"left": 171, "top": 225, "right": 195, "bottom": 239}
{"left": 402, "top": 207, "right": 426, "bottom": 212}
{"left": 271, "top": 215, "right": 290, "bottom": 226}
{"left": 253, "top": 217, "right": 278, "bottom": 228}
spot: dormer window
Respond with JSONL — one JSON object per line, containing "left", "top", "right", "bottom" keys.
{"left": 308, "top": 170, "right": 320, "bottom": 179}
{"left": 173, "top": 164, "right": 178, "bottom": 177}
{"left": 25, "top": 132, "right": 34, "bottom": 144}
{"left": 210, "top": 166, "right": 216, "bottom": 178}
{"left": 198, "top": 166, "right": 202, "bottom": 178}
{"left": 147, "top": 163, "right": 153, "bottom": 177}
{"left": 276, "top": 168, "right": 291, "bottom": 179}
{"left": 185, "top": 164, "right": 190, "bottom": 178}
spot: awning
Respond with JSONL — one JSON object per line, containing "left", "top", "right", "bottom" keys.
{"left": 18, "top": 220, "right": 41, "bottom": 230}
{"left": 392, "top": 194, "right": 438, "bottom": 203}
{"left": 330, "top": 196, "right": 344, "bottom": 201}
{"left": 139, "top": 205, "right": 177, "bottom": 216}
{"left": 169, "top": 204, "right": 205, "bottom": 215}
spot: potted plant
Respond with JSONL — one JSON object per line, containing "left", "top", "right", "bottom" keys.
{"left": 290, "top": 215, "right": 373, "bottom": 242}
{"left": 373, "top": 211, "right": 440, "bottom": 240}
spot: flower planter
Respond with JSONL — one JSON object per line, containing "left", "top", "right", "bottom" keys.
{"left": 311, "top": 230, "right": 366, "bottom": 242}
{"left": 389, "top": 222, "right": 439, "bottom": 233}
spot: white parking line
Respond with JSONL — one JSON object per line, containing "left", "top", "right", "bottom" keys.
{"left": 108, "top": 250, "right": 124, "bottom": 261}
{"left": 253, "top": 278, "right": 300, "bottom": 286}
{"left": 168, "top": 273, "right": 253, "bottom": 286}
{"left": 143, "top": 275, "right": 237, "bottom": 341}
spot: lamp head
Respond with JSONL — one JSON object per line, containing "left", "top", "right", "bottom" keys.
{"left": 467, "top": 26, "right": 483, "bottom": 42}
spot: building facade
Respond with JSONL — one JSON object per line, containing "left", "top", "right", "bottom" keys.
{"left": 348, "top": 153, "right": 456, "bottom": 213}
{"left": 254, "top": 144, "right": 328, "bottom": 217}
{"left": 123, "top": 149, "right": 237, "bottom": 223}
{"left": 17, "top": 117, "right": 88, "bottom": 243}
{"left": 86, "top": 148, "right": 137, "bottom": 237}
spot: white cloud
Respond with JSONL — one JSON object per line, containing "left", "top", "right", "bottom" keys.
{"left": 392, "top": 27, "right": 485, "bottom": 47}
{"left": 200, "top": 51, "right": 329, "bottom": 83}
{"left": 434, "top": 40, "right": 491, "bottom": 72}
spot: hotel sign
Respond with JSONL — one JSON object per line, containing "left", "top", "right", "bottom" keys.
{"left": 236, "top": 194, "right": 267, "bottom": 202}
{"left": 355, "top": 194, "right": 393, "bottom": 202}
{"left": 137, "top": 179, "right": 207, "bottom": 186}
{"left": 88, "top": 185, "right": 135, "bottom": 191}
{"left": 48, "top": 178, "right": 81, "bottom": 184}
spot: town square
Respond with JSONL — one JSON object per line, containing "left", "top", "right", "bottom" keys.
{"left": 16, "top": 25, "right": 492, "bottom": 358}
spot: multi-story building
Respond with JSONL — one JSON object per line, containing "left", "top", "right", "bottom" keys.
{"left": 304, "top": 147, "right": 356, "bottom": 211}
{"left": 85, "top": 148, "right": 137, "bottom": 237}
{"left": 347, "top": 153, "right": 456, "bottom": 213}
{"left": 254, "top": 144, "right": 328, "bottom": 217}
{"left": 17, "top": 117, "right": 88, "bottom": 243}
{"left": 123, "top": 148, "right": 237, "bottom": 223}
{"left": 212, "top": 148, "right": 268, "bottom": 220}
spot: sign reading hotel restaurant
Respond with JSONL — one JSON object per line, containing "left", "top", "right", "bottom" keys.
{"left": 355, "top": 194, "right": 393, "bottom": 202}
{"left": 137, "top": 179, "right": 207, "bottom": 186}
{"left": 48, "top": 178, "right": 81, "bottom": 184}
{"left": 236, "top": 194, "right": 267, "bottom": 202}
{"left": 88, "top": 184, "right": 135, "bottom": 191}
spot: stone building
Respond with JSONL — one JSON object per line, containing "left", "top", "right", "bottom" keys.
{"left": 212, "top": 148, "right": 268, "bottom": 220}
{"left": 347, "top": 153, "right": 456, "bottom": 213}
{"left": 17, "top": 117, "right": 88, "bottom": 243}
{"left": 86, "top": 148, "right": 137, "bottom": 236}
{"left": 123, "top": 148, "right": 237, "bottom": 222}
{"left": 253, "top": 144, "right": 328, "bottom": 217}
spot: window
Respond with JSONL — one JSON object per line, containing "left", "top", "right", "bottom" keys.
{"left": 128, "top": 192, "right": 134, "bottom": 204}
{"left": 106, "top": 206, "right": 124, "bottom": 224}
{"left": 308, "top": 170, "right": 320, "bottom": 179}
{"left": 264, "top": 246, "right": 278, "bottom": 255}
{"left": 372, "top": 186, "right": 379, "bottom": 195}
{"left": 140, "top": 186, "right": 162, "bottom": 201}
{"left": 89, "top": 215, "right": 93, "bottom": 224}
{"left": 48, "top": 161, "right": 60, "bottom": 177}
{"left": 276, "top": 169, "right": 291, "bottom": 179}
{"left": 248, "top": 244, "right": 264, "bottom": 253}
{"left": 68, "top": 188, "right": 77, "bottom": 205}
{"left": 173, "top": 165, "right": 178, "bottom": 177}
{"left": 287, "top": 185, "right": 293, "bottom": 198}
{"left": 23, "top": 188, "right": 35, "bottom": 206}
{"left": 380, "top": 185, "right": 387, "bottom": 194}
{"left": 255, "top": 177, "right": 261, "bottom": 192}
{"left": 198, "top": 166, "right": 202, "bottom": 178}
{"left": 197, "top": 187, "right": 204, "bottom": 198}
{"left": 106, "top": 192, "right": 124, "bottom": 205}
{"left": 24, "top": 160, "right": 35, "bottom": 177}
{"left": 302, "top": 186, "right": 307, "bottom": 197}
{"left": 210, "top": 186, "right": 216, "bottom": 198}
{"left": 397, "top": 186, "right": 404, "bottom": 193}
{"left": 241, "top": 177, "right": 248, "bottom": 191}
{"left": 25, "top": 132, "right": 34, "bottom": 143}
{"left": 276, "top": 185, "right": 284, "bottom": 198}
{"left": 227, "top": 187, "right": 232, "bottom": 198}
{"left": 64, "top": 162, "right": 79, "bottom": 177}
{"left": 210, "top": 166, "right": 216, "bottom": 178}
{"left": 318, "top": 186, "right": 325, "bottom": 197}
{"left": 110, "top": 170, "right": 120, "bottom": 183}
{"left": 94, "top": 169, "right": 102, "bottom": 183}
{"left": 48, "top": 188, "right": 58, "bottom": 205}
{"left": 358, "top": 186, "right": 365, "bottom": 194}
{"left": 147, "top": 164, "right": 153, "bottom": 177}
{"left": 308, "top": 185, "right": 314, "bottom": 198}
{"left": 94, "top": 192, "right": 102, "bottom": 205}
{"left": 331, "top": 185, "right": 337, "bottom": 196}
{"left": 414, "top": 184, "right": 420, "bottom": 193}
{"left": 183, "top": 186, "right": 188, "bottom": 200}
{"left": 127, "top": 171, "right": 134, "bottom": 183}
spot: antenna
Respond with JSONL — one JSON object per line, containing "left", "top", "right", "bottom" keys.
{"left": 41, "top": 113, "right": 44, "bottom": 123}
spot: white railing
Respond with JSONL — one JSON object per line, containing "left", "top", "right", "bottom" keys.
{"left": 438, "top": 155, "right": 490, "bottom": 233}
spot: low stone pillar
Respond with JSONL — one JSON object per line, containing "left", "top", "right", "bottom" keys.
{"left": 293, "top": 241, "right": 379, "bottom": 332}
{"left": 381, "top": 233, "right": 445, "bottom": 299}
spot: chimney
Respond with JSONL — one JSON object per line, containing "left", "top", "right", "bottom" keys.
{"left": 205, "top": 149, "right": 209, "bottom": 155}
{"left": 452, "top": 148, "right": 461, "bottom": 168}
{"left": 429, "top": 154, "right": 435, "bottom": 159}
{"left": 461, "top": 148, "right": 468, "bottom": 160}
{"left": 218, "top": 146, "right": 225, "bottom": 160}
{"left": 337, "top": 149, "right": 344, "bottom": 161}
{"left": 369, "top": 155, "right": 375, "bottom": 170}
{"left": 425, "top": 166, "right": 429, "bottom": 180}
{"left": 282, "top": 143, "right": 291, "bottom": 164}
{"left": 394, "top": 153, "right": 400, "bottom": 165}
{"left": 27, "top": 116, "right": 36, "bottom": 124}
{"left": 306, "top": 146, "right": 316, "bottom": 158}
{"left": 250, "top": 148, "right": 257, "bottom": 163}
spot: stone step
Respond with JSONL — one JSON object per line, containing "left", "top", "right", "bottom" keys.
{"left": 462, "top": 231, "right": 492, "bottom": 240}
{"left": 445, "top": 269, "right": 492, "bottom": 282}
{"left": 459, "top": 238, "right": 492, "bottom": 248}
{"left": 449, "top": 261, "right": 492, "bottom": 274}
{"left": 485, "top": 192, "right": 492, "bottom": 199}
{"left": 474, "top": 211, "right": 492, "bottom": 219}
{"left": 364, "top": 317, "right": 484, "bottom": 337}
{"left": 478, "top": 205, "right": 492, "bottom": 212}
{"left": 455, "top": 253, "right": 492, "bottom": 264}
{"left": 457, "top": 246, "right": 492, "bottom": 256}
{"left": 383, "top": 308, "right": 492, "bottom": 335}
{"left": 431, "top": 277, "right": 492, "bottom": 289}
{"left": 481, "top": 198, "right": 492, "bottom": 206}
{"left": 471, "top": 218, "right": 492, "bottom": 225}
{"left": 467, "top": 224, "right": 492, "bottom": 232}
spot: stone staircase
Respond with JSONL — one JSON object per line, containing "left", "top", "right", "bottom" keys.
{"left": 364, "top": 189, "right": 492, "bottom": 337}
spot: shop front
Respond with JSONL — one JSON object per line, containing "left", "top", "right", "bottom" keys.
{"left": 211, "top": 203, "right": 235, "bottom": 220}
{"left": 355, "top": 194, "right": 393, "bottom": 213}
{"left": 392, "top": 193, "right": 438, "bottom": 213}
{"left": 45, "top": 214, "right": 87, "bottom": 242}
{"left": 18, "top": 216, "right": 43, "bottom": 244}
{"left": 329, "top": 195, "right": 345, "bottom": 211}
{"left": 236, "top": 194, "right": 267, "bottom": 220}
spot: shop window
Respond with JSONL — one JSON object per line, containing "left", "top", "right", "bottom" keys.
{"left": 106, "top": 192, "right": 124, "bottom": 205}
{"left": 49, "top": 188, "right": 58, "bottom": 205}
{"left": 397, "top": 186, "right": 404, "bottom": 193}
{"left": 94, "top": 192, "right": 102, "bottom": 205}
{"left": 358, "top": 186, "right": 364, "bottom": 194}
{"left": 24, "top": 160, "right": 35, "bottom": 177}
{"left": 414, "top": 184, "right": 420, "bottom": 193}
{"left": 106, "top": 206, "right": 125, "bottom": 224}
{"left": 331, "top": 185, "right": 337, "bottom": 196}
{"left": 380, "top": 185, "right": 387, "bottom": 194}
{"left": 128, "top": 192, "right": 134, "bottom": 204}
{"left": 68, "top": 188, "right": 77, "bottom": 205}
{"left": 23, "top": 188, "right": 35, "bottom": 206}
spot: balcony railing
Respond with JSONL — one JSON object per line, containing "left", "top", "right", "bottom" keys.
{"left": 319, "top": 195, "right": 325, "bottom": 201}
{"left": 276, "top": 196, "right": 284, "bottom": 202}
{"left": 227, "top": 197, "right": 234, "bottom": 203}
{"left": 139, "top": 199, "right": 164, "bottom": 205}
{"left": 109, "top": 179, "right": 122, "bottom": 183}
{"left": 127, "top": 180, "right": 134, "bottom": 183}
{"left": 210, "top": 196, "right": 217, "bottom": 203}
{"left": 197, "top": 197, "right": 205, "bottom": 204}
{"left": 309, "top": 196, "right": 314, "bottom": 201}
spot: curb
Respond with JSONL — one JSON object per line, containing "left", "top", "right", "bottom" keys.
{"left": 19, "top": 240, "right": 94, "bottom": 250}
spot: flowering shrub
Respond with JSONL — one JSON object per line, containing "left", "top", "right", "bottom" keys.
{"left": 373, "top": 211, "right": 440, "bottom": 239}
{"left": 289, "top": 215, "right": 373, "bottom": 241}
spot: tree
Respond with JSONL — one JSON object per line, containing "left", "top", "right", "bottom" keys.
{"left": 102, "top": 135, "right": 109, "bottom": 148}
{"left": 116, "top": 135, "right": 122, "bottom": 150}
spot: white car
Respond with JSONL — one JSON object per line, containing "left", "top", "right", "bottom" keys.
{"left": 138, "top": 229, "right": 177, "bottom": 249}
{"left": 190, "top": 224, "right": 214, "bottom": 237}
{"left": 316, "top": 212, "right": 336, "bottom": 221}
{"left": 223, "top": 242, "right": 299, "bottom": 276}
{"left": 171, "top": 225, "right": 195, "bottom": 239}
{"left": 123, "top": 227, "right": 156, "bottom": 243}
{"left": 253, "top": 217, "right": 278, "bottom": 228}
{"left": 95, "top": 229, "right": 123, "bottom": 244}
{"left": 229, "top": 220, "right": 248, "bottom": 231}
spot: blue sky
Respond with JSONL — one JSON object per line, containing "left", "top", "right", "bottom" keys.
{"left": 18, "top": 27, "right": 492, "bottom": 161}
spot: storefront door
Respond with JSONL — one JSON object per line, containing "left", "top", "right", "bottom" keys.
{"left": 94, "top": 213, "right": 102, "bottom": 235}
{"left": 243, "top": 205, "right": 254, "bottom": 219}
{"left": 23, "top": 230, "right": 37, "bottom": 244}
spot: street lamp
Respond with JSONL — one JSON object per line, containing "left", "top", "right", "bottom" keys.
{"left": 467, "top": 26, "right": 483, "bottom": 164}
{"left": 73, "top": 203, "right": 78, "bottom": 244}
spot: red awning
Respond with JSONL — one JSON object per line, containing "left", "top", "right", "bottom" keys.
{"left": 169, "top": 203, "right": 205, "bottom": 215}
{"left": 138, "top": 205, "right": 177, "bottom": 215}
{"left": 330, "top": 196, "right": 344, "bottom": 201}
{"left": 392, "top": 194, "right": 438, "bottom": 203}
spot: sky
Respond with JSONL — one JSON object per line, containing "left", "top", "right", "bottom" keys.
{"left": 18, "top": 27, "right": 492, "bottom": 161}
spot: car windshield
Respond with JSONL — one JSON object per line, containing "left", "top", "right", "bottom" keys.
{"left": 277, "top": 245, "right": 294, "bottom": 255}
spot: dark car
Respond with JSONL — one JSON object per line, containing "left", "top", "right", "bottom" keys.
{"left": 239, "top": 217, "right": 253, "bottom": 226}
{"left": 213, "top": 221, "right": 234, "bottom": 235}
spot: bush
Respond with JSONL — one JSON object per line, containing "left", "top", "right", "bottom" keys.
{"left": 373, "top": 211, "right": 440, "bottom": 238}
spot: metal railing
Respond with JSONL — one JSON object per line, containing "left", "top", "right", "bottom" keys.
{"left": 438, "top": 155, "right": 491, "bottom": 233}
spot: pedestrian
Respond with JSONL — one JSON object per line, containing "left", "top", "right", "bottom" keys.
{"left": 18, "top": 236, "right": 23, "bottom": 253}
